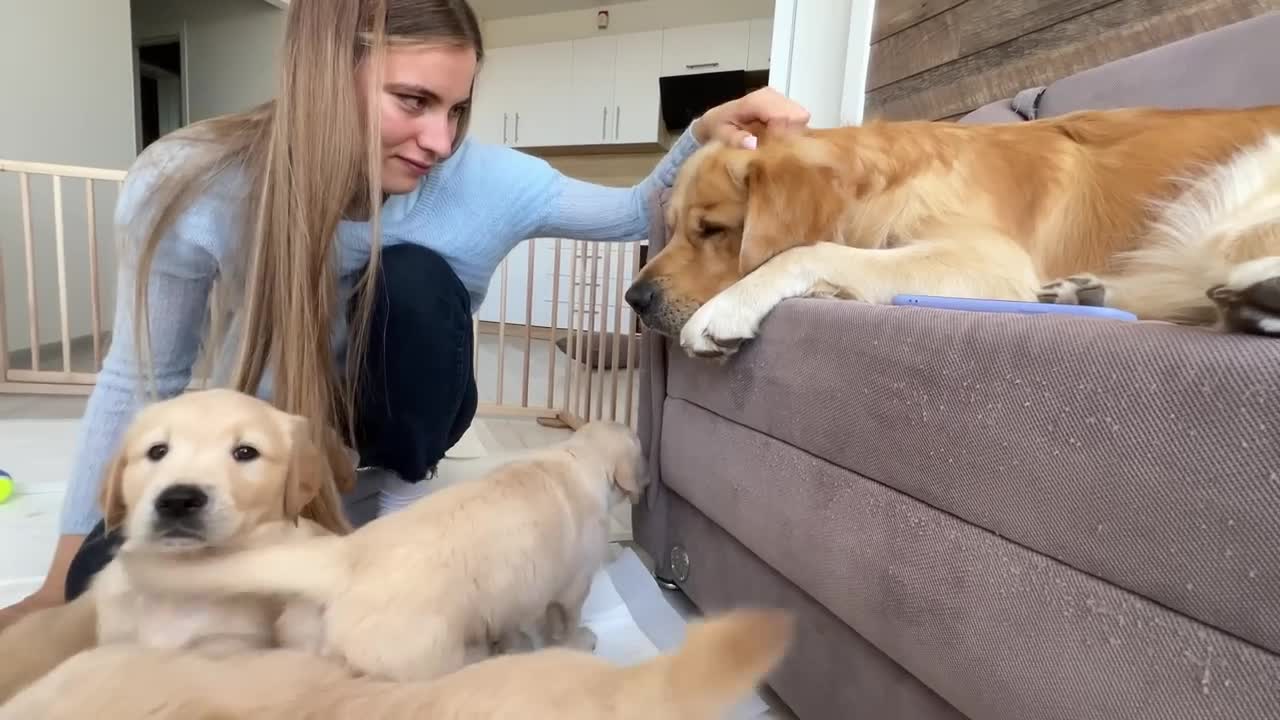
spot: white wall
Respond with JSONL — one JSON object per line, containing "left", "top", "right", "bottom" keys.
{"left": 483, "top": 0, "right": 775, "bottom": 47}
{"left": 767, "top": 0, "right": 877, "bottom": 128}
{"left": 0, "top": 0, "right": 136, "bottom": 363}
{"left": 132, "top": 0, "right": 285, "bottom": 123}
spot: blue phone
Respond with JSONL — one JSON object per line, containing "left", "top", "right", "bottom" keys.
{"left": 890, "top": 294, "right": 1138, "bottom": 321}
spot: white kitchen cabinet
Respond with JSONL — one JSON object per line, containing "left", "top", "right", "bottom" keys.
{"left": 569, "top": 36, "right": 618, "bottom": 145}
{"left": 470, "top": 41, "right": 573, "bottom": 148}
{"left": 508, "top": 41, "right": 575, "bottom": 148}
{"left": 611, "top": 31, "right": 663, "bottom": 144}
{"left": 748, "top": 18, "right": 774, "bottom": 71}
{"left": 660, "top": 20, "right": 751, "bottom": 77}
{"left": 469, "top": 46, "right": 517, "bottom": 145}
{"left": 469, "top": 20, "right": 766, "bottom": 150}
{"left": 569, "top": 31, "right": 663, "bottom": 146}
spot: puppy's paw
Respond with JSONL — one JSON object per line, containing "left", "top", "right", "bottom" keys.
{"left": 1208, "top": 257, "right": 1280, "bottom": 337}
{"left": 679, "top": 295, "right": 762, "bottom": 360}
{"left": 1037, "top": 274, "right": 1108, "bottom": 307}
{"left": 491, "top": 628, "right": 536, "bottom": 655}
{"left": 567, "top": 626, "right": 598, "bottom": 652}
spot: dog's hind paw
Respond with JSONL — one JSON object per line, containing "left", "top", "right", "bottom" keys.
{"left": 1208, "top": 257, "right": 1280, "bottom": 337}
{"left": 1037, "top": 274, "right": 1108, "bottom": 307}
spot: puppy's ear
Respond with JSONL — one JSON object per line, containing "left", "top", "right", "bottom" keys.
{"left": 612, "top": 435, "right": 649, "bottom": 504}
{"left": 282, "top": 417, "right": 326, "bottom": 519}
{"left": 731, "top": 138, "right": 844, "bottom": 276}
{"left": 98, "top": 446, "right": 129, "bottom": 530}
{"left": 318, "top": 424, "right": 357, "bottom": 495}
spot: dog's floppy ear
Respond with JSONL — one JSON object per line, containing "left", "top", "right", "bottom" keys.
{"left": 726, "top": 136, "right": 844, "bottom": 276}
{"left": 98, "top": 445, "right": 129, "bottom": 530}
{"left": 281, "top": 416, "right": 327, "bottom": 519}
{"left": 280, "top": 415, "right": 357, "bottom": 534}
{"left": 317, "top": 424, "right": 357, "bottom": 495}
{"left": 612, "top": 435, "right": 649, "bottom": 504}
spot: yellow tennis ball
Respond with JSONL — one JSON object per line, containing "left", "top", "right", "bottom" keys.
{"left": 0, "top": 472, "right": 13, "bottom": 504}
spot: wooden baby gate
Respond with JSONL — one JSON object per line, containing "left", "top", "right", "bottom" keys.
{"left": 0, "top": 159, "right": 646, "bottom": 430}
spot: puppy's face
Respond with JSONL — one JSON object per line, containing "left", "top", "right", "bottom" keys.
{"left": 572, "top": 421, "right": 648, "bottom": 505}
{"left": 625, "top": 132, "right": 843, "bottom": 337}
{"left": 103, "top": 389, "right": 328, "bottom": 553}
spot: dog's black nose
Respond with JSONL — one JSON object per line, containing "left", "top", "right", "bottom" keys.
{"left": 625, "top": 282, "right": 657, "bottom": 315}
{"left": 154, "top": 484, "right": 208, "bottom": 520}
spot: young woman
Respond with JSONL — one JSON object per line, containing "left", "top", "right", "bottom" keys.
{"left": 0, "top": 0, "right": 808, "bottom": 628}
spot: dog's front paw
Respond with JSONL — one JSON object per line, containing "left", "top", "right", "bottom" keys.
{"left": 679, "top": 295, "right": 762, "bottom": 360}
{"left": 567, "top": 626, "right": 598, "bottom": 652}
{"left": 1037, "top": 274, "right": 1108, "bottom": 306}
{"left": 1209, "top": 256, "right": 1280, "bottom": 337}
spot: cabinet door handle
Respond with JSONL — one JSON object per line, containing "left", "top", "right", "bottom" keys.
{"left": 514, "top": 112, "right": 520, "bottom": 143}
{"left": 615, "top": 105, "right": 620, "bottom": 138}
{"left": 502, "top": 113, "right": 508, "bottom": 144}
{"left": 601, "top": 106, "right": 607, "bottom": 140}
{"left": 686, "top": 62, "right": 720, "bottom": 69}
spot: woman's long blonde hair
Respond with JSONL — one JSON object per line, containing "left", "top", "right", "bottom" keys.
{"left": 127, "top": 0, "right": 483, "bottom": 533}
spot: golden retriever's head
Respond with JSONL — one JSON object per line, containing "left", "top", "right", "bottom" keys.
{"left": 624, "top": 130, "right": 847, "bottom": 337}
{"left": 570, "top": 421, "right": 648, "bottom": 505}
{"left": 102, "top": 389, "right": 351, "bottom": 552}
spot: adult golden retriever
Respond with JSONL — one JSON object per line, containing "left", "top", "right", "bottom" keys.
{"left": 116, "top": 421, "right": 647, "bottom": 682}
{"left": 624, "top": 106, "right": 1280, "bottom": 358}
{"left": 0, "top": 388, "right": 353, "bottom": 702}
{"left": 0, "top": 607, "right": 792, "bottom": 720}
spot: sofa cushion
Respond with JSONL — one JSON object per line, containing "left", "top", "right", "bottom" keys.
{"left": 958, "top": 100, "right": 1024, "bottom": 124}
{"left": 658, "top": 398, "right": 1280, "bottom": 720}
{"left": 1037, "top": 12, "right": 1280, "bottom": 117}
{"left": 664, "top": 301, "right": 1280, "bottom": 655}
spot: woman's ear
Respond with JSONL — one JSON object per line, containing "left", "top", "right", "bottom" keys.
{"left": 98, "top": 448, "right": 129, "bottom": 530}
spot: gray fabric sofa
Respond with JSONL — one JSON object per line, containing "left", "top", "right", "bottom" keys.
{"left": 633, "top": 13, "right": 1280, "bottom": 720}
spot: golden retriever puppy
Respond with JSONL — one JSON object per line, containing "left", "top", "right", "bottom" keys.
{"left": 117, "top": 420, "right": 647, "bottom": 682}
{"left": 622, "top": 106, "right": 1280, "bottom": 358}
{"left": 0, "top": 608, "right": 792, "bottom": 720}
{"left": 0, "top": 388, "right": 353, "bottom": 703}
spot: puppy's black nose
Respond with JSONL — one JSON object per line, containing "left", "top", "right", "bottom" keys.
{"left": 154, "top": 484, "right": 208, "bottom": 520}
{"left": 625, "top": 282, "right": 658, "bottom": 315}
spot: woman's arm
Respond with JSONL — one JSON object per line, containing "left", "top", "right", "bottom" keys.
{"left": 521, "top": 89, "right": 810, "bottom": 242}
{"left": 527, "top": 127, "right": 702, "bottom": 242}
{"left": 57, "top": 252, "right": 215, "bottom": 535}
{"left": 0, "top": 148, "right": 222, "bottom": 621}
{"left": 58, "top": 147, "right": 223, "bottom": 537}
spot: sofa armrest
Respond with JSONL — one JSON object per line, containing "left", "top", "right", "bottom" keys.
{"left": 662, "top": 298, "right": 1280, "bottom": 654}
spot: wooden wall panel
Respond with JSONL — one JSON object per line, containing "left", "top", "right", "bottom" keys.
{"left": 868, "top": 0, "right": 1116, "bottom": 89}
{"left": 870, "top": 0, "right": 967, "bottom": 42}
{"left": 864, "top": 0, "right": 1276, "bottom": 121}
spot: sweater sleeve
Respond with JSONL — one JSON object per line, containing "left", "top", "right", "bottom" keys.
{"left": 526, "top": 126, "right": 702, "bottom": 242}
{"left": 58, "top": 149, "right": 222, "bottom": 535}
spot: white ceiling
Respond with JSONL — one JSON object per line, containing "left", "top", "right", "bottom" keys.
{"left": 468, "top": 0, "right": 649, "bottom": 21}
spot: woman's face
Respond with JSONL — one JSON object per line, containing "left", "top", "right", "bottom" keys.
{"left": 361, "top": 43, "right": 478, "bottom": 194}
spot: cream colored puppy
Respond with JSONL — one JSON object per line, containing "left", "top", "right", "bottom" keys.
{"left": 0, "top": 608, "right": 792, "bottom": 720}
{"left": 119, "top": 421, "right": 647, "bottom": 681}
{"left": 0, "top": 388, "right": 352, "bottom": 703}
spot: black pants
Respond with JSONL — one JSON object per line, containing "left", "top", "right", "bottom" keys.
{"left": 64, "top": 245, "right": 477, "bottom": 601}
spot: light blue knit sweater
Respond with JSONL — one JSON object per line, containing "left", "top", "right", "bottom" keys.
{"left": 60, "top": 127, "right": 702, "bottom": 534}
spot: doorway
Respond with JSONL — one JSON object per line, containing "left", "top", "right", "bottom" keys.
{"left": 134, "top": 37, "right": 186, "bottom": 151}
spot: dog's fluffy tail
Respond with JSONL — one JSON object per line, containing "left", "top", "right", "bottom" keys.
{"left": 630, "top": 608, "right": 793, "bottom": 714}
{"left": 121, "top": 535, "right": 350, "bottom": 604}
